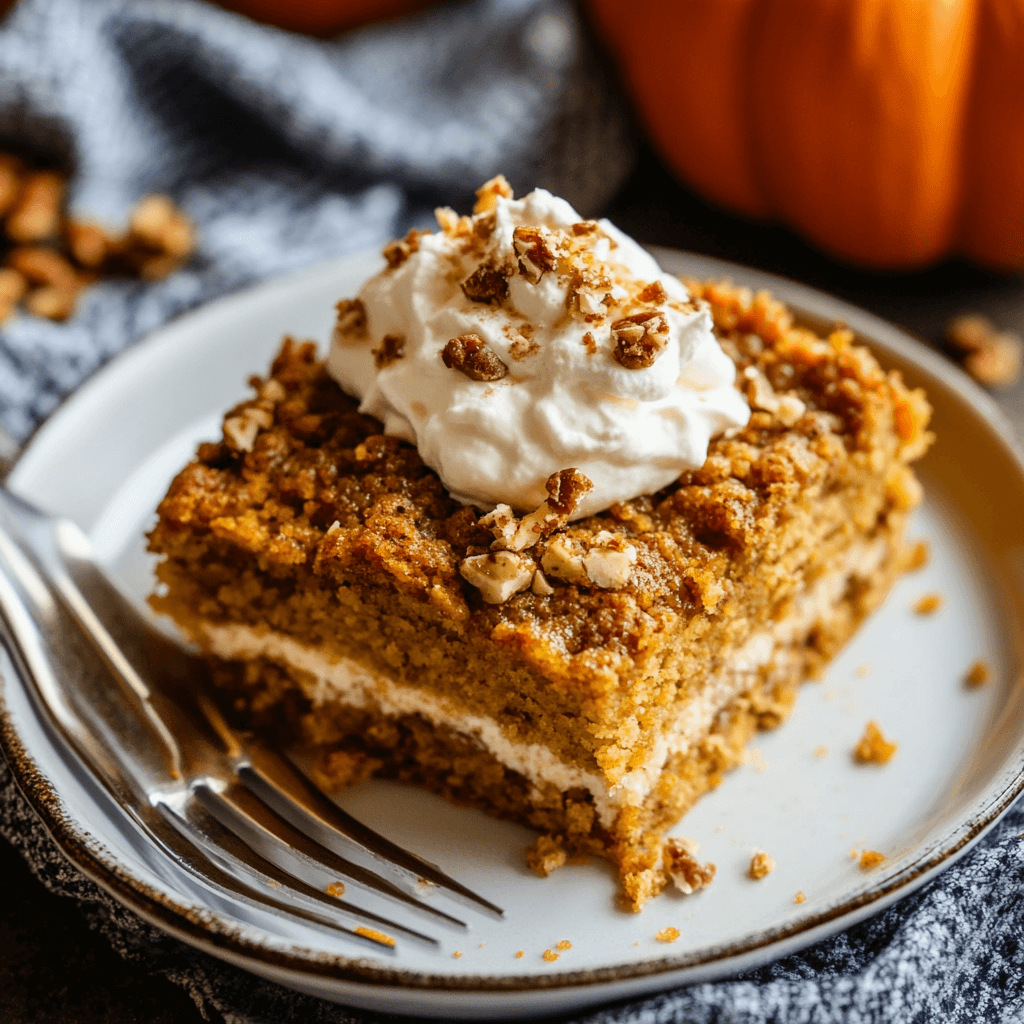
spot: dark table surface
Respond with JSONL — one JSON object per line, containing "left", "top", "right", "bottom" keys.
{"left": 2, "top": 144, "right": 1023, "bottom": 1024}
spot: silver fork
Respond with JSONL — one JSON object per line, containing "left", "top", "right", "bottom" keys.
{"left": 0, "top": 485, "right": 503, "bottom": 952}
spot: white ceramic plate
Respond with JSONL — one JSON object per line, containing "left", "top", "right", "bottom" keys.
{"left": 3, "top": 249, "right": 1024, "bottom": 1019}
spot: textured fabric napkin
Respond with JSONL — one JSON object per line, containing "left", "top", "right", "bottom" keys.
{"left": 0, "top": 0, "right": 631, "bottom": 441}
{"left": 0, "top": 1, "right": 1023, "bottom": 1022}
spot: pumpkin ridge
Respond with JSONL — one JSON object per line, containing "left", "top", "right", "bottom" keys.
{"left": 957, "top": 0, "right": 1024, "bottom": 270}
{"left": 587, "top": 0, "right": 1023, "bottom": 271}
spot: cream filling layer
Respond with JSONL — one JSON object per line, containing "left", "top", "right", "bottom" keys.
{"left": 199, "top": 537, "right": 887, "bottom": 826}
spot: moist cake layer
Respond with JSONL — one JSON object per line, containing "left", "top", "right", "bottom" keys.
{"left": 198, "top": 531, "right": 890, "bottom": 826}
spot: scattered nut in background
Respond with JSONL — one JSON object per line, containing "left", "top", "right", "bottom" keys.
{"left": 947, "top": 313, "right": 1022, "bottom": 391}
{"left": 0, "top": 152, "right": 196, "bottom": 325}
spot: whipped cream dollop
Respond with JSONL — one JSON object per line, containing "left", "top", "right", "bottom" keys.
{"left": 326, "top": 178, "right": 750, "bottom": 518}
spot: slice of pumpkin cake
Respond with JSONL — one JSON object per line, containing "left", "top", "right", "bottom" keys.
{"left": 149, "top": 178, "right": 930, "bottom": 909}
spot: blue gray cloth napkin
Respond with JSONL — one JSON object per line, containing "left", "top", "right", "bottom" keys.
{"left": 0, "top": 0, "right": 631, "bottom": 441}
{"left": 0, "top": 1, "right": 1022, "bottom": 1022}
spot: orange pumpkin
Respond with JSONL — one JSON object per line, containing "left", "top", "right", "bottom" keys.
{"left": 588, "top": 0, "right": 1024, "bottom": 271}
{"left": 212, "top": 0, "right": 428, "bottom": 35}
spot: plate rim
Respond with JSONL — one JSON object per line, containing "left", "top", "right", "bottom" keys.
{"left": 4, "top": 247, "right": 1024, "bottom": 1016}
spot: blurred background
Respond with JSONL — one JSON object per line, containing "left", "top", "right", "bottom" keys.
{"left": 0, "top": 0, "right": 1021, "bottom": 1020}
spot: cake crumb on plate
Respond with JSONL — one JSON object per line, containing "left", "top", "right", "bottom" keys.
{"left": 965, "top": 660, "right": 991, "bottom": 689}
{"left": 854, "top": 721, "right": 898, "bottom": 765}
{"left": 794, "top": 890, "right": 806, "bottom": 904}
{"left": 354, "top": 927, "right": 395, "bottom": 948}
{"left": 913, "top": 592, "right": 943, "bottom": 615}
{"left": 656, "top": 927, "right": 681, "bottom": 943}
{"left": 542, "top": 949, "right": 559, "bottom": 962}
{"left": 749, "top": 851, "right": 776, "bottom": 879}
{"left": 859, "top": 850, "right": 886, "bottom": 871}
{"left": 905, "top": 539, "right": 930, "bottom": 571}
{"left": 525, "top": 835, "right": 567, "bottom": 877}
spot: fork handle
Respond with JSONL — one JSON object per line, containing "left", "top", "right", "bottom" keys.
{"left": 0, "top": 486, "right": 183, "bottom": 784}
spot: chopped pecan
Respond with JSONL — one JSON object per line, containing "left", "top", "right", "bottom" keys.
{"left": 0, "top": 268, "right": 26, "bottom": 322}
{"left": 8, "top": 246, "right": 81, "bottom": 320}
{"left": 0, "top": 155, "right": 22, "bottom": 218}
{"left": 372, "top": 334, "right": 405, "bottom": 369}
{"left": 129, "top": 195, "right": 192, "bottom": 257}
{"left": 571, "top": 220, "right": 599, "bottom": 236}
{"left": 479, "top": 504, "right": 518, "bottom": 548}
{"left": 223, "top": 405, "right": 273, "bottom": 453}
{"left": 637, "top": 280, "right": 667, "bottom": 305}
{"left": 576, "top": 283, "right": 608, "bottom": 316}
{"left": 0, "top": 151, "right": 196, "bottom": 322}
{"left": 582, "top": 531, "right": 637, "bottom": 589}
{"left": 472, "top": 174, "right": 513, "bottom": 214}
{"left": 481, "top": 469, "right": 593, "bottom": 553}
{"left": 459, "top": 551, "right": 534, "bottom": 604}
{"left": 509, "top": 333, "right": 540, "bottom": 360}
{"left": 947, "top": 312, "right": 1022, "bottom": 390}
{"left": 540, "top": 535, "right": 588, "bottom": 584}
{"left": 382, "top": 229, "right": 421, "bottom": 269}
{"left": 663, "top": 838, "right": 716, "bottom": 895}
{"left": 65, "top": 221, "right": 113, "bottom": 269}
{"left": 545, "top": 468, "right": 593, "bottom": 517}
{"left": 461, "top": 259, "right": 510, "bottom": 304}
{"left": 223, "top": 416, "right": 259, "bottom": 453}
{"left": 6, "top": 170, "right": 63, "bottom": 242}
{"left": 442, "top": 333, "right": 508, "bottom": 381}
{"left": 947, "top": 313, "right": 996, "bottom": 353}
{"left": 125, "top": 194, "right": 195, "bottom": 278}
{"left": 7, "top": 244, "right": 79, "bottom": 290}
{"left": 612, "top": 311, "right": 670, "bottom": 369}
{"left": 24, "top": 286, "right": 77, "bottom": 321}
{"left": 473, "top": 210, "right": 496, "bottom": 241}
{"left": 259, "top": 378, "right": 287, "bottom": 402}
{"left": 335, "top": 298, "right": 367, "bottom": 338}
{"left": 964, "top": 335, "right": 1022, "bottom": 390}
{"left": 512, "top": 225, "right": 555, "bottom": 284}
{"left": 531, "top": 570, "right": 555, "bottom": 596}
{"left": 434, "top": 206, "right": 459, "bottom": 234}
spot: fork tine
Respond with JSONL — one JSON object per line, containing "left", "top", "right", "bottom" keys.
{"left": 236, "top": 738, "right": 505, "bottom": 919}
{"left": 0, "top": 583, "right": 403, "bottom": 955}
{"left": 0, "top": 487, "right": 500, "bottom": 937}
{"left": 159, "top": 793, "right": 439, "bottom": 947}
{"left": 120, "top": 798, "right": 401, "bottom": 951}
{"left": 194, "top": 780, "right": 467, "bottom": 930}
